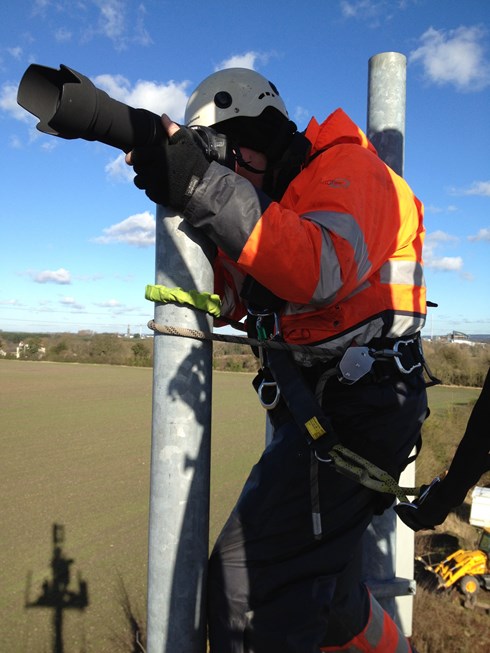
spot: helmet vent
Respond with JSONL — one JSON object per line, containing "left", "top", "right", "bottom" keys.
{"left": 269, "top": 81, "right": 279, "bottom": 95}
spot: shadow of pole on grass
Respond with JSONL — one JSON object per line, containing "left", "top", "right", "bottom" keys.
{"left": 25, "top": 523, "right": 89, "bottom": 653}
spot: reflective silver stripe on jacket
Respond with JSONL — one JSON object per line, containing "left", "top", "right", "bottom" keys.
{"left": 380, "top": 259, "right": 425, "bottom": 287}
{"left": 302, "top": 210, "right": 372, "bottom": 303}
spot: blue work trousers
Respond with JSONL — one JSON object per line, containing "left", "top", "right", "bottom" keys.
{"left": 207, "top": 372, "right": 428, "bottom": 653}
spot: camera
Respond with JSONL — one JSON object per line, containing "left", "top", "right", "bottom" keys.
{"left": 17, "top": 63, "right": 234, "bottom": 167}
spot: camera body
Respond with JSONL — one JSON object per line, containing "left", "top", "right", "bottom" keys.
{"left": 188, "top": 125, "right": 236, "bottom": 170}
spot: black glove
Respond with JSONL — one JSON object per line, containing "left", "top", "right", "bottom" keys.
{"left": 395, "top": 477, "right": 454, "bottom": 532}
{"left": 396, "top": 367, "right": 490, "bottom": 532}
{"left": 131, "top": 127, "right": 210, "bottom": 211}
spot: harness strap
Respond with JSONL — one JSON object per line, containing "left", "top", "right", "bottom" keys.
{"left": 309, "top": 452, "right": 322, "bottom": 540}
{"left": 266, "top": 345, "right": 338, "bottom": 455}
{"left": 265, "top": 344, "right": 421, "bottom": 504}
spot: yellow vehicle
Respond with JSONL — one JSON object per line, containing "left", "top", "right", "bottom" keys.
{"left": 417, "top": 529, "right": 490, "bottom": 607}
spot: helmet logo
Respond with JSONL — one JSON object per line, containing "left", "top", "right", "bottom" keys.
{"left": 214, "top": 91, "right": 232, "bottom": 109}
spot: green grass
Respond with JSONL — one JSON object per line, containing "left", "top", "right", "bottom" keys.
{"left": 425, "top": 383, "right": 480, "bottom": 412}
{"left": 416, "top": 384, "right": 481, "bottom": 486}
{"left": 0, "top": 360, "right": 482, "bottom": 652}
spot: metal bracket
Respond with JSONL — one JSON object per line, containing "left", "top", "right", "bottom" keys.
{"left": 338, "top": 346, "right": 376, "bottom": 384}
{"left": 367, "top": 577, "right": 417, "bottom": 599}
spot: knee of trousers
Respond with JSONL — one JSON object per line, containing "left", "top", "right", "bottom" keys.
{"left": 320, "top": 591, "right": 412, "bottom": 653}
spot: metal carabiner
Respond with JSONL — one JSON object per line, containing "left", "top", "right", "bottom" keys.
{"left": 258, "top": 379, "right": 281, "bottom": 410}
{"left": 393, "top": 338, "right": 422, "bottom": 374}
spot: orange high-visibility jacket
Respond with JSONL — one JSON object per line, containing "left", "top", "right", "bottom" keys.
{"left": 185, "top": 108, "right": 426, "bottom": 360}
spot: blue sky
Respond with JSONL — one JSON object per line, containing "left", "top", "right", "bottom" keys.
{"left": 0, "top": 0, "right": 489, "bottom": 337}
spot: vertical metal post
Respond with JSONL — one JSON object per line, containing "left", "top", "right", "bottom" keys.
{"left": 367, "top": 52, "right": 406, "bottom": 176}
{"left": 146, "top": 208, "right": 214, "bottom": 653}
{"left": 364, "top": 52, "right": 415, "bottom": 635}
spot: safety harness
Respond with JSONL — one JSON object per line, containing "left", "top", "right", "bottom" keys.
{"left": 246, "top": 299, "right": 436, "bottom": 538}
{"left": 146, "top": 284, "right": 438, "bottom": 529}
{"left": 263, "top": 341, "right": 422, "bottom": 505}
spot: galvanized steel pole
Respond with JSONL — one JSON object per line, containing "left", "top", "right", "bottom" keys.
{"left": 364, "top": 52, "right": 416, "bottom": 635}
{"left": 367, "top": 52, "right": 406, "bottom": 176}
{"left": 146, "top": 208, "right": 213, "bottom": 653}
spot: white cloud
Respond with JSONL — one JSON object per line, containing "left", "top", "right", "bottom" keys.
{"left": 340, "top": 0, "right": 383, "bottom": 19}
{"left": 132, "top": 3, "right": 152, "bottom": 47}
{"left": 33, "top": 268, "right": 72, "bottom": 284}
{"left": 94, "top": 0, "right": 126, "bottom": 42}
{"left": 94, "top": 299, "right": 123, "bottom": 308}
{"left": 0, "top": 82, "right": 34, "bottom": 122}
{"left": 31, "top": 0, "right": 151, "bottom": 50}
{"left": 55, "top": 27, "right": 72, "bottom": 42}
{"left": 410, "top": 26, "right": 490, "bottom": 91}
{"left": 468, "top": 228, "right": 490, "bottom": 242}
{"left": 60, "top": 296, "right": 84, "bottom": 310}
{"left": 423, "top": 231, "right": 464, "bottom": 272}
{"left": 105, "top": 152, "right": 135, "bottom": 182}
{"left": 0, "top": 83, "right": 52, "bottom": 147}
{"left": 93, "top": 211, "right": 155, "bottom": 247}
{"left": 9, "top": 135, "right": 23, "bottom": 149}
{"left": 425, "top": 204, "right": 458, "bottom": 214}
{"left": 0, "top": 298, "right": 22, "bottom": 306}
{"left": 425, "top": 230, "right": 458, "bottom": 244}
{"left": 74, "top": 273, "right": 104, "bottom": 282}
{"left": 339, "top": 0, "right": 412, "bottom": 24}
{"left": 32, "top": 0, "right": 50, "bottom": 15}
{"left": 428, "top": 256, "right": 463, "bottom": 271}
{"left": 93, "top": 74, "right": 190, "bottom": 122}
{"left": 7, "top": 46, "right": 23, "bottom": 59}
{"left": 86, "top": 0, "right": 152, "bottom": 50}
{"left": 293, "top": 106, "right": 310, "bottom": 129}
{"left": 449, "top": 180, "right": 490, "bottom": 196}
{"left": 462, "top": 180, "right": 490, "bottom": 196}
{"left": 215, "top": 51, "right": 274, "bottom": 72}
{"left": 93, "top": 298, "right": 139, "bottom": 316}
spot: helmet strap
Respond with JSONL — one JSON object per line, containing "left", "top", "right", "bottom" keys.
{"left": 264, "top": 131, "right": 312, "bottom": 200}
{"left": 233, "top": 144, "right": 267, "bottom": 175}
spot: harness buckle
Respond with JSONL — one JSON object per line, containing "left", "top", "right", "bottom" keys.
{"left": 393, "top": 338, "right": 422, "bottom": 374}
{"left": 257, "top": 379, "right": 281, "bottom": 410}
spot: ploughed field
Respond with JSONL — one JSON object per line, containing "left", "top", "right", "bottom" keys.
{"left": 0, "top": 360, "right": 482, "bottom": 652}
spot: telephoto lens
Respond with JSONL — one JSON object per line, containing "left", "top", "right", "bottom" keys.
{"left": 17, "top": 63, "right": 166, "bottom": 152}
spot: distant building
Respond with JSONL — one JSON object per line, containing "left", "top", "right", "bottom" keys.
{"left": 447, "top": 331, "right": 476, "bottom": 346}
{"left": 16, "top": 341, "right": 47, "bottom": 359}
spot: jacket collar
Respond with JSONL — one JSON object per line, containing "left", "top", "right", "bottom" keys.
{"left": 305, "top": 108, "right": 378, "bottom": 157}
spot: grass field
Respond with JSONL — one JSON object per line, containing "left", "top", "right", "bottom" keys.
{"left": 0, "top": 359, "right": 482, "bottom": 652}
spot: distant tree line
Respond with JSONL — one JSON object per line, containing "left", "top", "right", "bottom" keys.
{"left": 0, "top": 331, "right": 488, "bottom": 386}
{"left": 422, "top": 340, "right": 489, "bottom": 387}
{"left": 0, "top": 331, "right": 152, "bottom": 367}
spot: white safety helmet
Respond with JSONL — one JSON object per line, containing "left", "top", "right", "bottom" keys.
{"left": 184, "top": 67, "right": 289, "bottom": 128}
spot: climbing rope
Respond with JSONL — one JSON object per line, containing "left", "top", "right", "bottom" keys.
{"left": 325, "top": 444, "right": 420, "bottom": 502}
{"left": 147, "top": 319, "right": 333, "bottom": 359}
